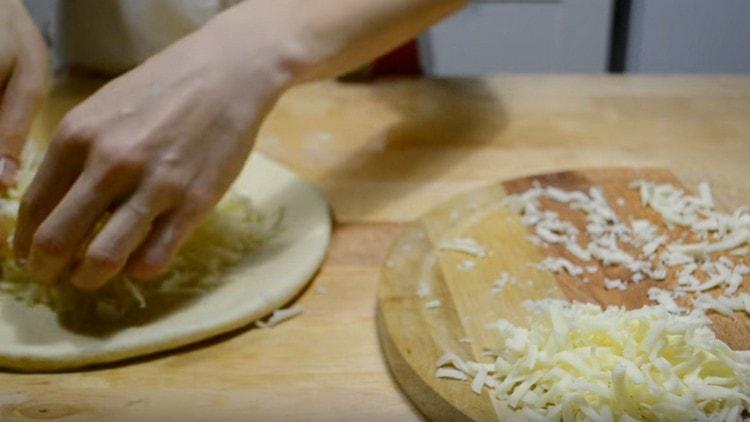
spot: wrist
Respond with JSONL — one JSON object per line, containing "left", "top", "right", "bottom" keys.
{"left": 200, "top": 0, "right": 328, "bottom": 90}
{"left": 199, "top": 10, "right": 299, "bottom": 94}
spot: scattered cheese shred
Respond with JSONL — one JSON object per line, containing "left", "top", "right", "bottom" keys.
{"left": 416, "top": 280, "right": 432, "bottom": 298}
{"left": 535, "top": 257, "right": 583, "bottom": 277}
{"left": 436, "top": 367, "right": 468, "bottom": 381}
{"left": 603, "top": 278, "right": 627, "bottom": 291}
{"left": 491, "top": 272, "right": 516, "bottom": 295}
{"left": 438, "top": 238, "right": 487, "bottom": 258}
{"left": 122, "top": 279, "right": 146, "bottom": 309}
{"left": 458, "top": 260, "right": 476, "bottom": 271}
{"left": 255, "top": 305, "right": 303, "bottom": 328}
{"left": 424, "top": 299, "right": 441, "bottom": 309}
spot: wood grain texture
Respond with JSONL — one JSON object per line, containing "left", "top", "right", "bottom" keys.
{"left": 1, "top": 75, "right": 749, "bottom": 421}
{"left": 377, "top": 168, "right": 749, "bottom": 421}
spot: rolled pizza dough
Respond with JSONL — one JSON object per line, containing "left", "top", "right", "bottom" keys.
{"left": 0, "top": 153, "right": 331, "bottom": 372}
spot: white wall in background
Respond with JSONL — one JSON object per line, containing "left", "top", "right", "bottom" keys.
{"left": 420, "top": 0, "right": 614, "bottom": 76}
{"left": 627, "top": 0, "right": 750, "bottom": 73}
{"left": 22, "top": 0, "right": 60, "bottom": 69}
{"left": 22, "top": 0, "right": 55, "bottom": 40}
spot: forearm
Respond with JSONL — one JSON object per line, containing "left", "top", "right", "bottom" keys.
{"left": 202, "top": 0, "right": 468, "bottom": 86}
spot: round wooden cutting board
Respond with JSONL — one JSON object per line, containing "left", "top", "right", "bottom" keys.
{"left": 375, "top": 168, "right": 750, "bottom": 422}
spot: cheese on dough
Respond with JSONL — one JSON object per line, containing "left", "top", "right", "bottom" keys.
{"left": 0, "top": 143, "right": 282, "bottom": 328}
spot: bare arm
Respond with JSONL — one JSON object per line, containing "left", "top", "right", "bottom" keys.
{"left": 207, "top": 0, "right": 467, "bottom": 83}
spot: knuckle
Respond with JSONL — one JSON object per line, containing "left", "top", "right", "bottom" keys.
{"left": 123, "top": 199, "right": 154, "bottom": 219}
{"left": 150, "top": 175, "right": 187, "bottom": 200}
{"left": 182, "top": 188, "right": 217, "bottom": 215}
{"left": 93, "top": 144, "right": 145, "bottom": 178}
{"left": 32, "top": 229, "right": 66, "bottom": 256}
{"left": 55, "top": 115, "right": 82, "bottom": 139}
{"left": 54, "top": 116, "right": 93, "bottom": 148}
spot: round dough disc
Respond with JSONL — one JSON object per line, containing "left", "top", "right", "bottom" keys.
{"left": 0, "top": 153, "right": 331, "bottom": 371}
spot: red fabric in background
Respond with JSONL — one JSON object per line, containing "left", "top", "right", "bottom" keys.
{"left": 372, "top": 39, "right": 422, "bottom": 76}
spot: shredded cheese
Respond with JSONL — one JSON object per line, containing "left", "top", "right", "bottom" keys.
{"left": 416, "top": 280, "right": 432, "bottom": 298}
{"left": 535, "top": 257, "right": 583, "bottom": 277}
{"left": 438, "top": 238, "right": 487, "bottom": 258}
{"left": 425, "top": 299, "right": 441, "bottom": 309}
{"left": 491, "top": 272, "right": 516, "bottom": 295}
{"left": 441, "top": 178, "right": 750, "bottom": 419}
{"left": 0, "top": 143, "right": 283, "bottom": 328}
{"left": 255, "top": 305, "right": 303, "bottom": 328}
{"left": 437, "top": 300, "right": 750, "bottom": 421}
{"left": 436, "top": 367, "right": 468, "bottom": 381}
{"left": 501, "top": 179, "right": 749, "bottom": 318}
{"left": 603, "top": 278, "right": 627, "bottom": 291}
{"left": 458, "top": 260, "right": 476, "bottom": 271}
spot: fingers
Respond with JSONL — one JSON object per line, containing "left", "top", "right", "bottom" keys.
{"left": 13, "top": 140, "right": 86, "bottom": 262}
{"left": 24, "top": 168, "right": 124, "bottom": 285}
{"left": 127, "top": 194, "right": 212, "bottom": 281}
{"left": 0, "top": 19, "right": 48, "bottom": 169}
{"left": 70, "top": 195, "right": 160, "bottom": 291}
{"left": 67, "top": 173, "right": 200, "bottom": 290}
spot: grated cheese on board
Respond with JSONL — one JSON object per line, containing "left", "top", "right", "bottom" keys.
{"left": 501, "top": 179, "right": 749, "bottom": 318}
{"left": 424, "top": 299, "right": 441, "bottom": 309}
{"left": 437, "top": 300, "right": 750, "bottom": 421}
{"left": 436, "top": 178, "right": 750, "bottom": 419}
{"left": 438, "top": 238, "right": 487, "bottom": 258}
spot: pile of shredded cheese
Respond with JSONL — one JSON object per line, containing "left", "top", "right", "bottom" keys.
{"left": 0, "top": 143, "right": 282, "bottom": 327}
{"left": 437, "top": 300, "right": 750, "bottom": 421}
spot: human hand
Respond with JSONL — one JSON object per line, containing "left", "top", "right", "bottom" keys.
{"left": 0, "top": 0, "right": 47, "bottom": 188}
{"left": 13, "top": 22, "right": 291, "bottom": 291}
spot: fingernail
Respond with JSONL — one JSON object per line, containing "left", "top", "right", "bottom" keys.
{"left": 70, "top": 265, "right": 103, "bottom": 292}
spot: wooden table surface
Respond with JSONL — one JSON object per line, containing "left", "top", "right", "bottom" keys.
{"left": 1, "top": 75, "right": 749, "bottom": 421}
